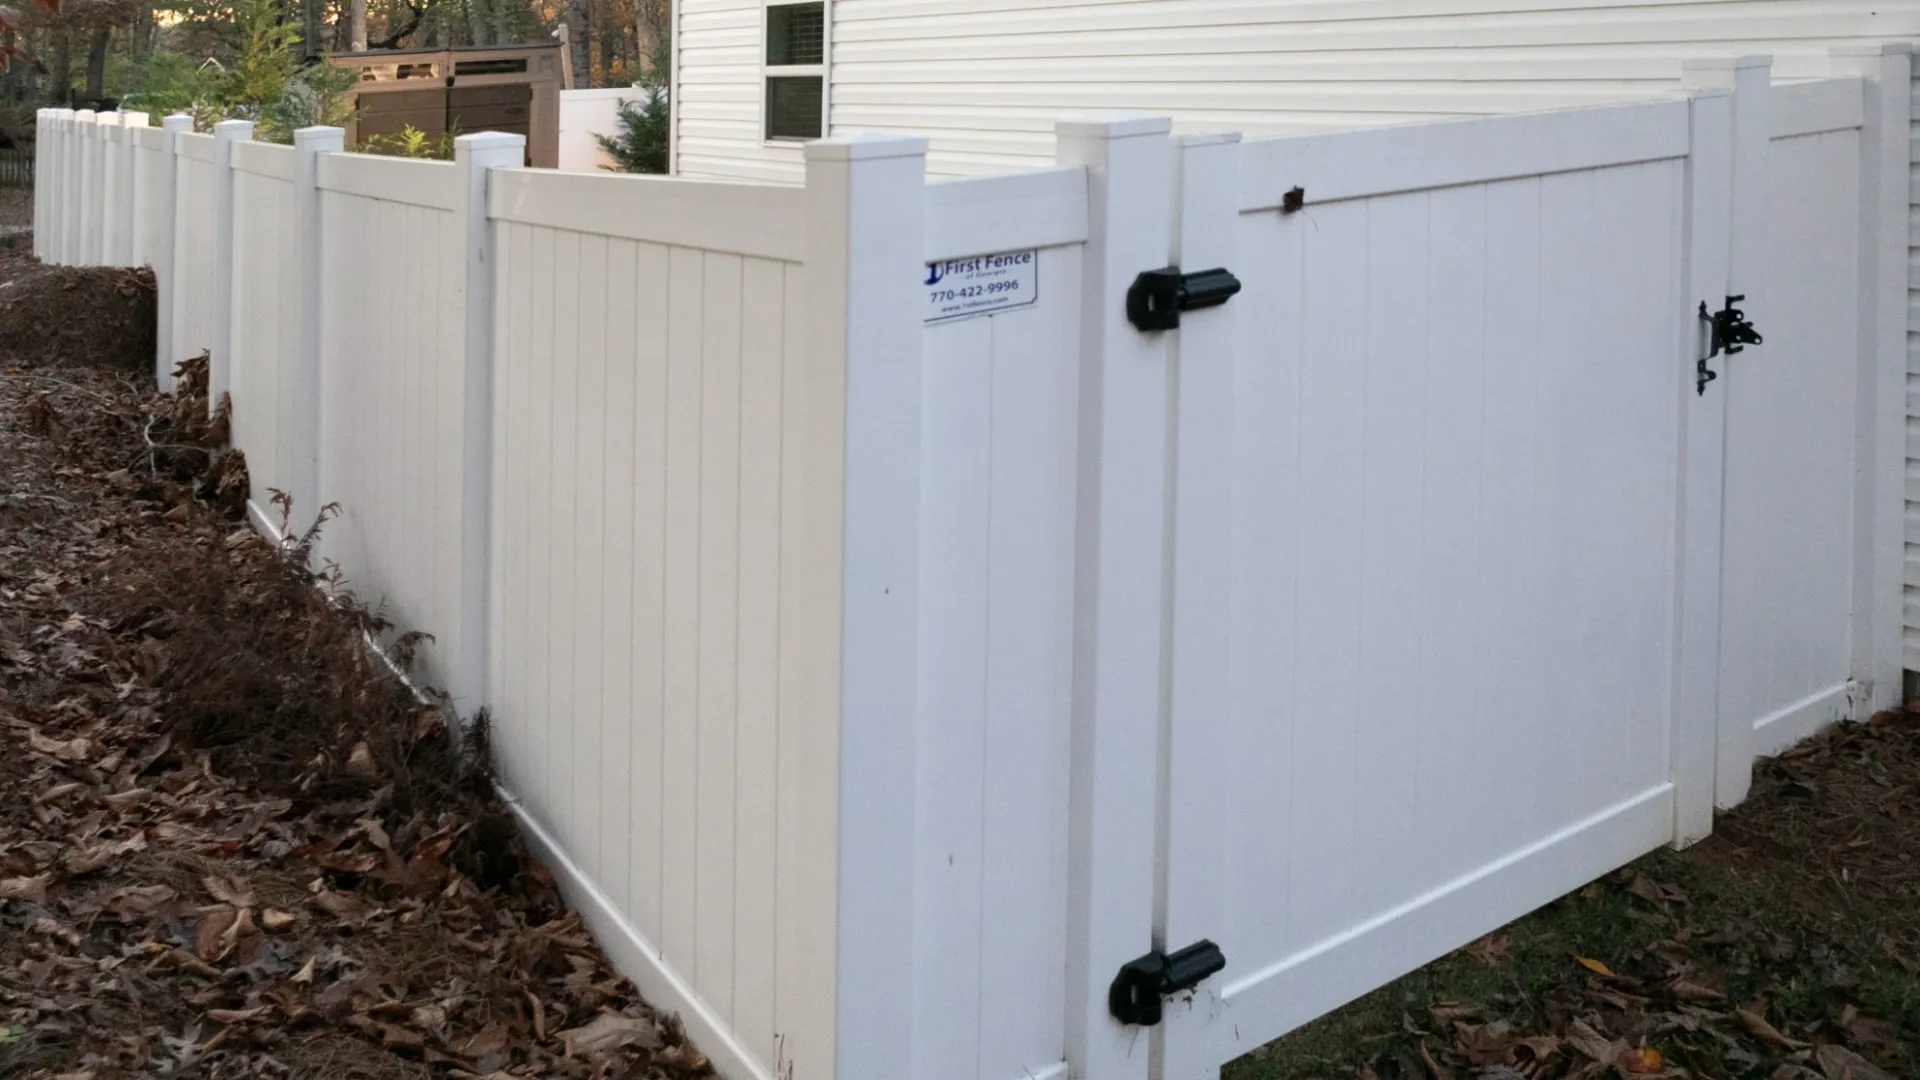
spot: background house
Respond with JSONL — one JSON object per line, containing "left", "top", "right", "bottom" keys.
{"left": 669, "top": 0, "right": 1920, "bottom": 180}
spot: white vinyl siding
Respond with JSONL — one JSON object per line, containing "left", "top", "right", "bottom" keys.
{"left": 1905, "top": 62, "right": 1920, "bottom": 673}
{"left": 674, "top": 0, "right": 1920, "bottom": 179}
{"left": 677, "top": 0, "right": 808, "bottom": 181}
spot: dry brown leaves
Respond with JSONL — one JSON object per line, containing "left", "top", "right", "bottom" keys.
{"left": 2, "top": 321, "right": 710, "bottom": 1076}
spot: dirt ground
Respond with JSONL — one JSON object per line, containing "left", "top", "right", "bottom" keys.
{"left": 0, "top": 198, "right": 712, "bottom": 1078}
{"left": 1228, "top": 718, "right": 1920, "bottom": 1080}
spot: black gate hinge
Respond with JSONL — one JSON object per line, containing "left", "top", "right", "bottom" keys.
{"left": 1127, "top": 267, "right": 1241, "bottom": 331}
{"left": 1108, "top": 940, "right": 1227, "bottom": 1026}
{"left": 1696, "top": 295, "right": 1762, "bottom": 395}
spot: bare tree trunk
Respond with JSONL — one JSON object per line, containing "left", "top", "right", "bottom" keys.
{"left": 567, "top": 0, "right": 591, "bottom": 88}
{"left": 83, "top": 26, "right": 109, "bottom": 101}
{"left": 48, "top": 26, "right": 72, "bottom": 103}
{"left": 463, "top": 0, "right": 487, "bottom": 47}
{"left": 491, "top": 0, "right": 515, "bottom": 46}
{"left": 131, "top": 3, "right": 154, "bottom": 63}
{"left": 598, "top": 14, "right": 614, "bottom": 86}
{"left": 351, "top": 0, "right": 369, "bottom": 50}
{"left": 633, "top": 0, "right": 664, "bottom": 80}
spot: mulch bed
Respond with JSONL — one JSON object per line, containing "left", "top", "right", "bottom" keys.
{"left": 0, "top": 264, "right": 157, "bottom": 370}
{"left": 0, "top": 246, "right": 713, "bottom": 1078}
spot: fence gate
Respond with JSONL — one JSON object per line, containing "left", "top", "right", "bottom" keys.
{"left": 1149, "top": 96, "right": 1732, "bottom": 1078}
{"left": 1712, "top": 70, "right": 1872, "bottom": 802}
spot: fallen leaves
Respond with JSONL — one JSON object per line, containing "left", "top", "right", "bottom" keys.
{"left": 0, "top": 873, "right": 49, "bottom": 904}
{"left": 0, "top": 360, "right": 714, "bottom": 1077}
{"left": 559, "top": 1011, "right": 665, "bottom": 1057}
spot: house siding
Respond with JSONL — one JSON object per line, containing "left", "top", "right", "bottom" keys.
{"left": 673, "top": 0, "right": 1920, "bottom": 180}
{"left": 676, "top": 0, "right": 810, "bottom": 182}
{"left": 1906, "top": 64, "right": 1920, "bottom": 673}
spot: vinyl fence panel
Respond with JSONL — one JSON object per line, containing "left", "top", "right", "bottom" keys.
{"left": 486, "top": 163, "right": 842, "bottom": 1080}
{"left": 912, "top": 163, "right": 1087, "bottom": 1080}
{"left": 228, "top": 140, "right": 301, "bottom": 523}
{"left": 131, "top": 125, "right": 170, "bottom": 271}
{"left": 170, "top": 133, "right": 220, "bottom": 380}
{"left": 315, "top": 153, "right": 471, "bottom": 699}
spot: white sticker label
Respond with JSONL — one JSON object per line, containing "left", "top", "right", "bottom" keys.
{"left": 923, "top": 249, "right": 1039, "bottom": 324}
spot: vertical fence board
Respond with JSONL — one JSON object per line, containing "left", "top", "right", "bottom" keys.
{"left": 733, "top": 254, "right": 785, "bottom": 1070}
{"left": 627, "top": 239, "right": 672, "bottom": 951}
{"left": 660, "top": 244, "right": 704, "bottom": 977}
{"left": 598, "top": 238, "right": 639, "bottom": 920}
{"left": 696, "top": 250, "right": 744, "bottom": 1018}
{"left": 913, "top": 310, "right": 993, "bottom": 1080}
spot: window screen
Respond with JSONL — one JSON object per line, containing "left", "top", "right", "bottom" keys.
{"left": 766, "top": 2, "right": 824, "bottom": 66}
{"left": 766, "top": 75, "right": 823, "bottom": 140}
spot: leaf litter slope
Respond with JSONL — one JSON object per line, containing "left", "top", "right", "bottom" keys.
{"left": 1230, "top": 713, "right": 1920, "bottom": 1080}
{"left": 0, "top": 273, "right": 713, "bottom": 1077}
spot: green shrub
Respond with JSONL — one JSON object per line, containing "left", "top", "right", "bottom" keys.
{"left": 361, "top": 123, "right": 457, "bottom": 160}
{"left": 594, "top": 87, "right": 667, "bottom": 174}
{"left": 595, "top": 38, "right": 668, "bottom": 174}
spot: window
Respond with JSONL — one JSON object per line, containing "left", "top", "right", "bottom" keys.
{"left": 764, "top": 1, "right": 824, "bottom": 141}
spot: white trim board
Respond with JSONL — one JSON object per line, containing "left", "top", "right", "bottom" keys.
{"left": 1750, "top": 681, "right": 1855, "bottom": 759}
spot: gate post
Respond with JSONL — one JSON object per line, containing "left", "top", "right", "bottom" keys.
{"left": 1829, "top": 43, "right": 1913, "bottom": 718}
{"left": 210, "top": 118, "right": 253, "bottom": 410}
{"left": 1158, "top": 130, "right": 1242, "bottom": 1080}
{"left": 1681, "top": 55, "right": 1770, "bottom": 809}
{"left": 156, "top": 115, "right": 192, "bottom": 390}
{"left": 1055, "top": 114, "right": 1174, "bottom": 1080}
{"left": 1668, "top": 81, "right": 1735, "bottom": 845}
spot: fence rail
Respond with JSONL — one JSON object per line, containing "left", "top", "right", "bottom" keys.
{"left": 32, "top": 50, "right": 1914, "bottom": 1080}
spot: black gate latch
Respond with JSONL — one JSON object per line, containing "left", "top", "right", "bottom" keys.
{"left": 1108, "top": 940, "right": 1227, "bottom": 1026}
{"left": 1696, "top": 295, "right": 1762, "bottom": 395}
{"left": 1126, "top": 267, "right": 1242, "bottom": 331}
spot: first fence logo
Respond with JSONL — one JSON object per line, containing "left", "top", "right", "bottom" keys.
{"left": 923, "top": 249, "right": 1039, "bottom": 324}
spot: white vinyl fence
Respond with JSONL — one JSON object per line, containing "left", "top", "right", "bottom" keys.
{"left": 34, "top": 44, "right": 1912, "bottom": 1080}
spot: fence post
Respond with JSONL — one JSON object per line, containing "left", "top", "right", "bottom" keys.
{"left": 55, "top": 109, "right": 76, "bottom": 266}
{"left": 1830, "top": 44, "right": 1913, "bottom": 718}
{"left": 1681, "top": 55, "right": 1770, "bottom": 809}
{"left": 448, "top": 130, "right": 521, "bottom": 713}
{"left": 102, "top": 113, "right": 128, "bottom": 265}
{"left": 1054, "top": 114, "right": 1174, "bottom": 1080}
{"left": 210, "top": 118, "right": 253, "bottom": 410}
{"left": 793, "top": 131, "right": 927, "bottom": 1080}
{"left": 97, "top": 113, "right": 118, "bottom": 265}
{"left": 32, "top": 109, "right": 45, "bottom": 261}
{"left": 73, "top": 110, "right": 95, "bottom": 267}
{"left": 156, "top": 115, "right": 192, "bottom": 391}
{"left": 118, "top": 112, "right": 150, "bottom": 267}
{"left": 290, "top": 125, "right": 345, "bottom": 540}
{"left": 93, "top": 112, "right": 117, "bottom": 264}
{"left": 1668, "top": 81, "right": 1735, "bottom": 846}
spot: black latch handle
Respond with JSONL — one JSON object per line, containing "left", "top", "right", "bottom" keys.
{"left": 1696, "top": 295, "right": 1762, "bottom": 395}
{"left": 1108, "top": 939, "right": 1227, "bottom": 1026}
{"left": 1126, "top": 266, "right": 1242, "bottom": 331}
